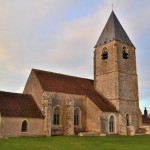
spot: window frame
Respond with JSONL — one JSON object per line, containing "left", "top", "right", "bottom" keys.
{"left": 21, "top": 120, "right": 28, "bottom": 132}
{"left": 74, "top": 108, "right": 81, "bottom": 127}
{"left": 53, "top": 106, "right": 61, "bottom": 125}
{"left": 109, "top": 115, "right": 115, "bottom": 133}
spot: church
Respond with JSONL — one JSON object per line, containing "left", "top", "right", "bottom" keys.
{"left": 0, "top": 11, "right": 150, "bottom": 137}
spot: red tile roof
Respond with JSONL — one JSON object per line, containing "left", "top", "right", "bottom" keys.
{"left": 0, "top": 91, "right": 44, "bottom": 118}
{"left": 142, "top": 115, "right": 150, "bottom": 125}
{"left": 33, "top": 69, "right": 117, "bottom": 112}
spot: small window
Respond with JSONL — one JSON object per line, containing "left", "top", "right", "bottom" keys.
{"left": 101, "top": 48, "right": 108, "bottom": 59}
{"left": 123, "top": 47, "right": 128, "bottom": 59}
{"left": 21, "top": 120, "right": 27, "bottom": 132}
{"left": 126, "top": 114, "right": 130, "bottom": 126}
{"left": 53, "top": 106, "right": 60, "bottom": 125}
{"left": 109, "top": 116, "right": 115, "bottom": 133}
{"left": 74, "top": 108, "right": 81, "bottom": 126}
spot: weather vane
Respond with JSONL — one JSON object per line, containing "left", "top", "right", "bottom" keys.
{"left": 112, "top": 3, "right": 114, "bottom": 10}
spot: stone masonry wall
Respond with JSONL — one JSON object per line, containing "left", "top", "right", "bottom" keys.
{"left": 94, "top": 41, "right": 118, "bottom": 107}
{"left": 94, "top": 40, "right": 141, "bottom": 134}
{"left": 64, "top": 99, "right": 74, "bottom": 135}
{"left": 23, "top": 70, "right": 43, "bottom": 109}
{"left": 1, "top": 117, "right": 44, "bottom": 137}
{"left": 43, "top": 91, "right": 103, "bottom": 135}
{"left": 43, "top": 92, "right": 87, "bottom": 135}
{"left": 42, "top": 92, "right": 52, "bottom": 136}
{"left": 86, "top": 97, "right": 101, "bottom": 133}
{"left": 101, "top": 112, "right": 118, "bottom": 134}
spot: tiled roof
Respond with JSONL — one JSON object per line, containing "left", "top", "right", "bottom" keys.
{"left": 142, "top": 115, "right": 150, "bottom": 125}
{"left": 33, "top": 69, "right": 117, "bottom": 112}
{"left": 0, "top": 91, "right": 44, "bottom": 118}
{"left": 95, "top": 11, "right": 134, "bottom": 47}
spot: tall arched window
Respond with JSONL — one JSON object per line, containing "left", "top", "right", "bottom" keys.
{"left": 74, "top": 108, "right": 81, "bottom": 126}
{"left": 109, "top": 116, "right": 115, "bottom": 133}
{"left": 126, "top": 114, "right": 130, "bottom": 126}
{"left": 53, "top": 106, "right": 60, "bottom": 125}
{"left": 21, "top": 120, "right": 28, "bottom": 132}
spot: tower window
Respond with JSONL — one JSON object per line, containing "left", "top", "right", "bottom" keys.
{"left": 123, "top": 47, "right": 128, "bottom": 59}
{"left": 101, "top": 48, "right": 108, "bottom": 59}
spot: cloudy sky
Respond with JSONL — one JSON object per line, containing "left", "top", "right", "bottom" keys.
{"left": 0, "top": 0, "right": 150, "bottom": 113}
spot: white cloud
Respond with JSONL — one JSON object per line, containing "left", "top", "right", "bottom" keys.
{"left": 0, "top": 0, "right": 150, "bottom": 114}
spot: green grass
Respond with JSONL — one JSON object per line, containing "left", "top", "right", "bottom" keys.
{"left": 0, "top": 135, "right": 150, "bottom": 150}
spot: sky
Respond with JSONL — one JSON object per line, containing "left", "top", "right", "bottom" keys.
{"left": 0, "top": 0, "right": 150, "bottom": 114}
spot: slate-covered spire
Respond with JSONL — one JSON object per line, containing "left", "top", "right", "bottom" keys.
{"left": 95, "top": 11, "right": 134, "bottom": 47}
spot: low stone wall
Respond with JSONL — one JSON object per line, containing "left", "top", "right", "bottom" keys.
{"left": 138, "top": 126, "right": 150, "bottom": 135}
{"left": 127, "top": 126, "right": 135, "bottom": 136}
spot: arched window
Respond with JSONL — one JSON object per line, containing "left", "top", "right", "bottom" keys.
{"left": 53, "top": 106, "right": 60, "bottom": 125}
{"left": 101, "top": 47, "right": 108, "bottom": 59}
{"left": 122, "top": 46, "right": 128, "bottom": 59}
{"left": 109, "top": 116, "right": 115, "bottom": 133}
{"left": 126, "top": 114, "right": 130, "bottom": 126}
{"left": 21, "top": 120, "right": 27, "bottom": 132}
{"left": 74, "top": 108, "right": 81, "bottom": 126}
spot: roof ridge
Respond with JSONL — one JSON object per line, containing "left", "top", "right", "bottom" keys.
{"left": 0, "top": 91, "right": 22, "bottom": 95}
{"left": 0, "top": 91, "right": 31, "bottom": 96}
{"left": 32, "top": 68, "right": 93, "bottom": 81}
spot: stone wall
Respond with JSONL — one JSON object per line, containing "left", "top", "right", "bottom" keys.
{"left": 94, "top": 40, "right": 138, "bottom": 106}
{"left": 42, "top": 92, "right": 52, "bottom": 136}
{"left": 42, "top": 91, "right": 103, "bottom": 135}
{"left": 23, "top": 70, "right": 43, "bottom": 109}
{"left": 64, "top": 99, "right": 74, "bottom": 135}
{"left": 94, "top": 40, "right": 141, "bottom": 135}
{"left": 138, "top": 126, "right": 150, "bottom": 135}
{"left": 94, "top": 41, "right": 117, "bottom": 105}
{"left": 0, "top": 117, "right": 44, "bottom": 137}
{"left": 86, "top": 97, "right": 101, "bottom": 133}
{"left": 101, "top": 112, "right": 118, "bottom": 134}
{"left": 127, "top": 126, "right": 135, "bottom": 136}
{"left": 43, "top": 92, "right": 87, "bottom": 135}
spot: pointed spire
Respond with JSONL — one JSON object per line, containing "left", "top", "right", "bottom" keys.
{"left": 95, "top": 11, "right": 134, "bottom": 47}
{"left": 144, "top": 107, "right": 148, "bottom": 117}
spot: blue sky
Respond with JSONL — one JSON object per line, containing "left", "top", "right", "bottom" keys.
{"left": 0, "top": 0, "right": 150, "bottom": 114}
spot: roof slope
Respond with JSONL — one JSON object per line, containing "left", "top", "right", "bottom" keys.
{"left": 95, "top": 11, "right": 134, "bottom": 47}
{"left": 0, "top": 91, "right": 44, "bottom": 118}
{"left": 142, "top": 115, "right": 150, "bottom": 125}
{"left": 33, "top": 69, "right": 117, "bottom": 112}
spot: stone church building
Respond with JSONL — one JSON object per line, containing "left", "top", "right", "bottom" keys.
{"left": 0, "top": 11, "right": 150, "bottom": 137}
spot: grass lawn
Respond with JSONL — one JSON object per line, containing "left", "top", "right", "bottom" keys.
{"left": 0, "top": 135, "right": 150, "bottom": 150}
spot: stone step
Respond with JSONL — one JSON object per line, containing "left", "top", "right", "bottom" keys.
{"left": 78, "top": 132, "right": 101, "bottom": 136}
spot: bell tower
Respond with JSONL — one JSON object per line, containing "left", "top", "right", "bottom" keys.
{"left": 94, "top": 11, "right": 141, "bottom": 134}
